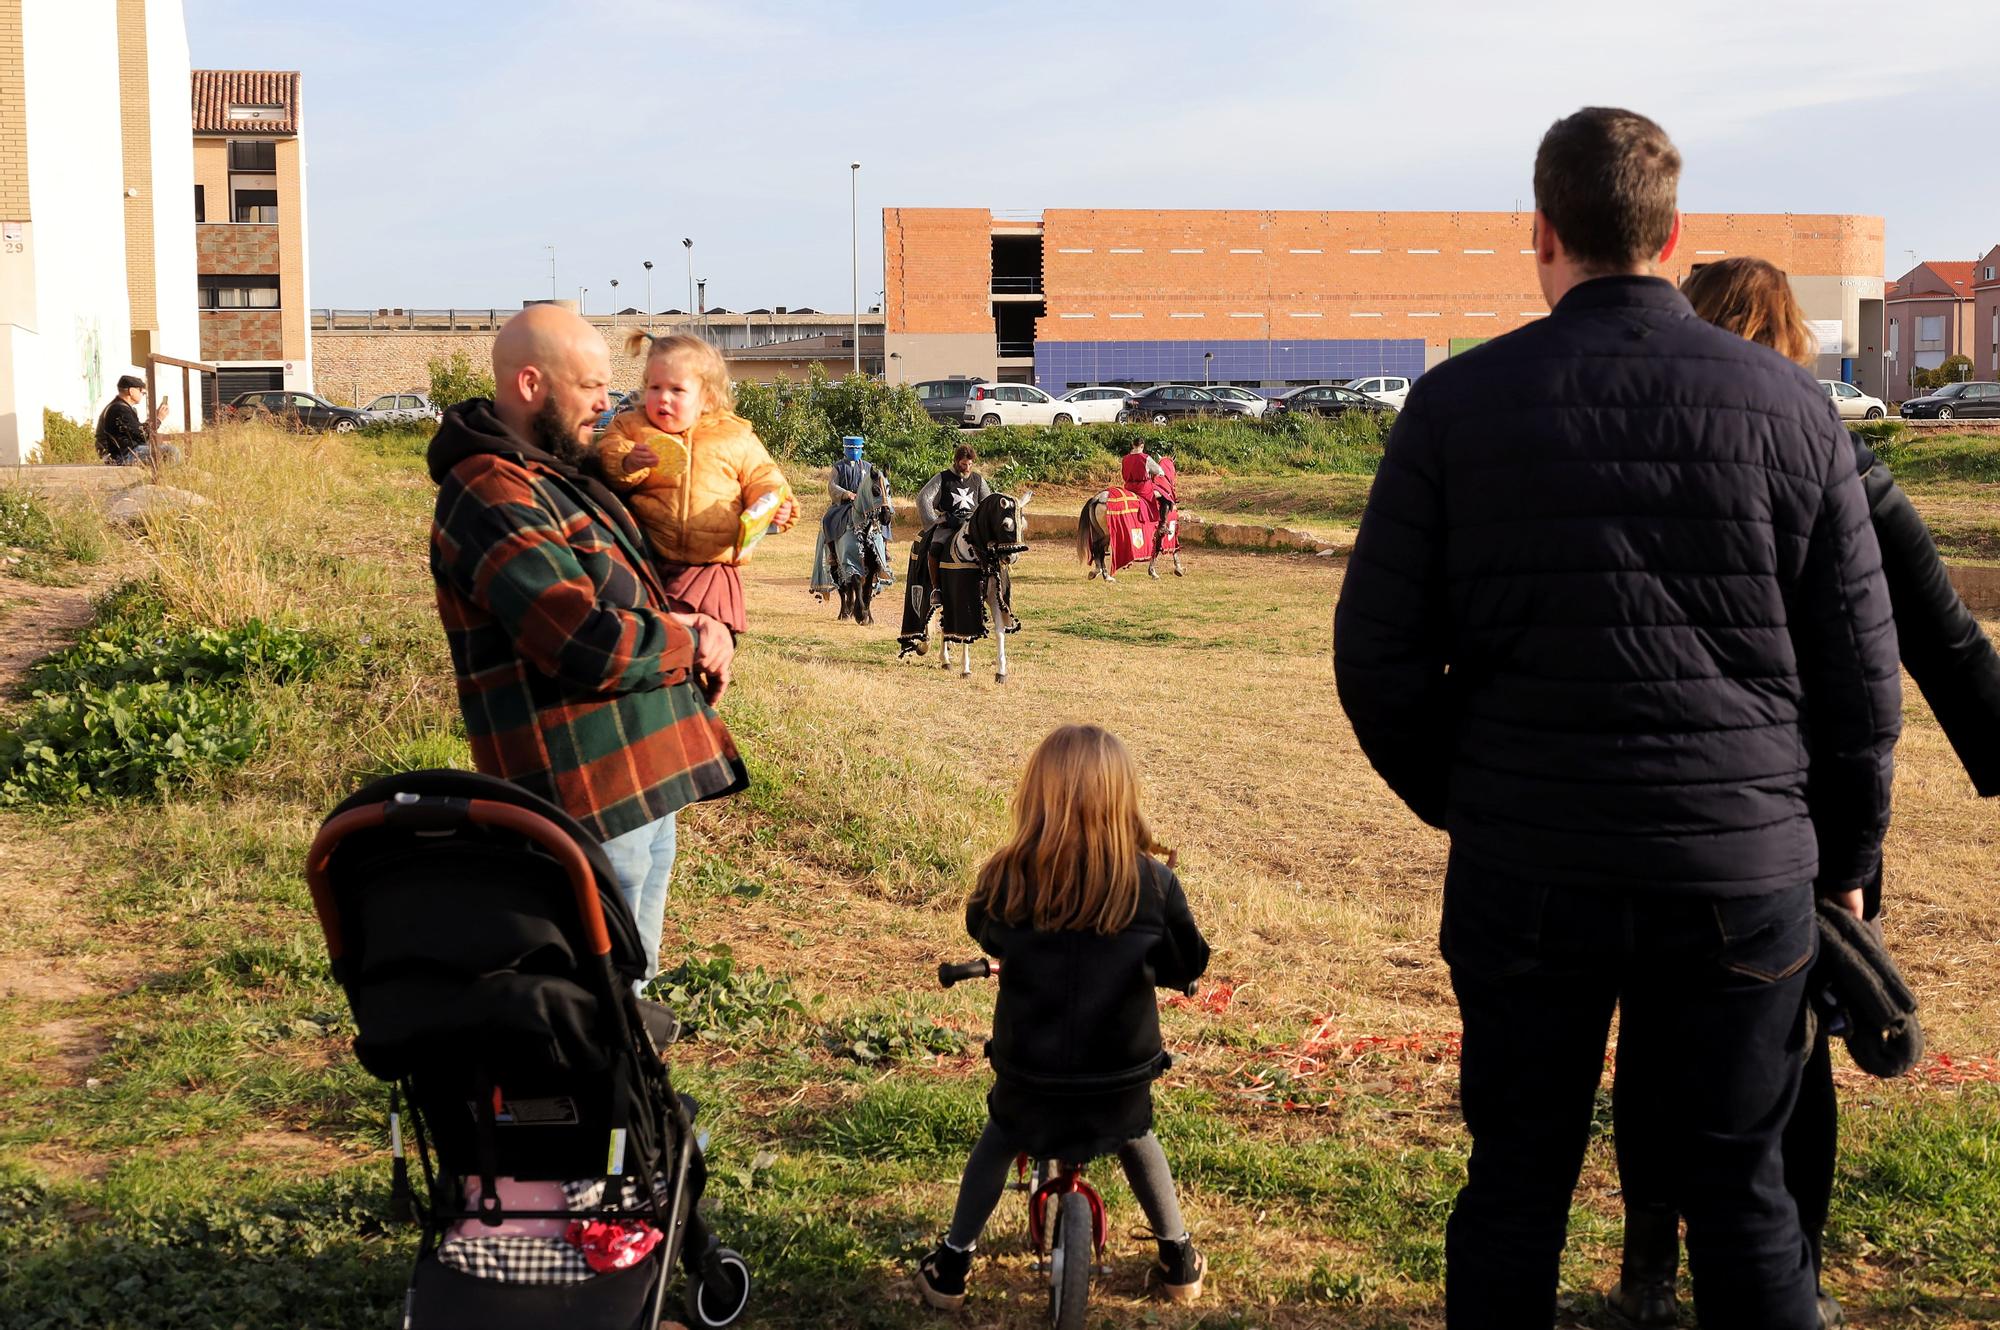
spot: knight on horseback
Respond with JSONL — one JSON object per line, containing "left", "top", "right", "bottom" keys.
{"left": 810, "top": 434, "right": 895, "bottom": 624}
{"left": 915, "top": 443, "right": 993, "bottom": 601}
{"left": 1078, "top": 440, "right": 1184, "bottom": 581}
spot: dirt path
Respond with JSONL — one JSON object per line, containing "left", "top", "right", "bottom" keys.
{"left": 0, "top": 559, "right": 134, "bottom": 695}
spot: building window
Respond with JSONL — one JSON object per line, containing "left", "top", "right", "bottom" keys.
{"left": 194, "top": 184, "right": 204, "bottom": 223}
{"left": 1916, "top": 315, "right": 1945, "bottom": 349}
{"left": 1887, "top": 320, "right": 1898, "bottom": 358}
{"left": 227, "top": 103, "right": 286, "bottom": 121}
{"left": 200, "top": 275, "right": 280, "bottom": 309}
{"left": 233, "top": 190, "right": 278, "bottom": 223}
{"left": 228, "top": 140, "right": 277, "bottom": 173}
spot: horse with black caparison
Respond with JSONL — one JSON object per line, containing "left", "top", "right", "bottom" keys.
{"left": 897, "top": 490, "right": 1032, "bottom": 682}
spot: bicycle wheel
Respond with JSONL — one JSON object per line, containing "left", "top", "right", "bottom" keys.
{"left": 1049, "top": 1190, "right": 1092, "bottom": 1330}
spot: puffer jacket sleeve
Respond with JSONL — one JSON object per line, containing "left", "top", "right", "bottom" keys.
{"left": 731, "top": 424, "right": 792, "bottom": 509}
{"left": 1148, "top": 865, "right": 1210, "bottom": 991}
{"left": 1333, "top": 394, "right": 1455, "bottom": 827}
{"left": 1858, "top": 444, "right": 2000, "bottom": 795}
{"left": 1791, "top": 426, "right": 1902, "bottom": 891}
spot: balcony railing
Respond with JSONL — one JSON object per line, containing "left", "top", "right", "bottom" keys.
{"left": 991, "top": 275, "right": 1042, "bottom": 295}
{"left": 996, "top": 339, "right": 1036, "bottom": 359}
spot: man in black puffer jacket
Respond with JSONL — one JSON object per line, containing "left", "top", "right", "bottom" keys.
{"left": 1334, "top": 108, "right": 1901, "bottom": 1330}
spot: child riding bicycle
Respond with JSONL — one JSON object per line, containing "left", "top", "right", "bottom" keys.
{"left": 915, "top": 724, "right": 1211, "bottom": 1310}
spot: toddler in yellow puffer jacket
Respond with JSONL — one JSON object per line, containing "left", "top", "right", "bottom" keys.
{"left": 594, "top": 331, "right": 796, "bottom": 635}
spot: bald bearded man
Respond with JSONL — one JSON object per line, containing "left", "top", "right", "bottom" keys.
{"left": 427, "top": 304, "right": 747, "bottom": 987}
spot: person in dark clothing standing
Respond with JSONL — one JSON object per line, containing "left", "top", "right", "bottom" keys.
{"left": 915, "top": 443, "right": 992, "bottom": 594}
{"left": 94, "top": 375, "right": 177, "bottom": 465}
{"left": 1607, "top": 256, "right": 2000, "bottom": 1330}
{"left": 1333, "top": 108, "right": 1901, "bottom": 1330}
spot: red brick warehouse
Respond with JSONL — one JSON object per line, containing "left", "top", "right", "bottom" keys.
{"left": 882, "top": 208, "right": 1886, "bottom": 396}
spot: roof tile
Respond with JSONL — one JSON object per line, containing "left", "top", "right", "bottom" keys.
{"left": 192, "top": 70, "right": 300, "bottom": 136}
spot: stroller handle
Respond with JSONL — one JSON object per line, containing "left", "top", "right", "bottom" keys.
{"left": 306, "top": 797, "right": 612, "bottom": 961}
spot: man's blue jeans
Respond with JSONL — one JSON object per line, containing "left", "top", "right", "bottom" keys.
{"left": 600, "top": 813, "right": 677, "bottom": 993}
{"left": 1439, "top": 858, "right": 1820, "bottom": 1330}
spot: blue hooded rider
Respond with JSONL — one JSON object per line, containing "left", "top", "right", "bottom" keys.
{"left": 811, "top": 435, "right": 895, "bottom": 598}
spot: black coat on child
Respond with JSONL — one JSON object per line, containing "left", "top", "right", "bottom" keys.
{"left": 968, "top": 856, "right": 1209, "bottom": 1160}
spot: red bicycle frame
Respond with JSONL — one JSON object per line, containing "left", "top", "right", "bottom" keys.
{"left": 1021, "top": 1155, "right": 1107, "bottom": 1264}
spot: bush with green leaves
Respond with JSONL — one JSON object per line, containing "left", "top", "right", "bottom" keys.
{"left": 0, "top": 487, "right": 108, "bottom": 577}
{"left": 0, "top": 680, "right": 259, "bottom": 803}
{"left": 427, "top": 350, "right": 495, "bottom": 410}
{"left": 644, "top": 945, "right": 807, "bottom": 1040}
{"left": 823, "top": 1007, "right": 970, "bottom": 1064}
{"left": 1911, "top": 355, "right": 1974, "bottom": 395}
{"left": 29, "top": 612, "right": 330, "bottom": 692}
{"left": 40, "top": 409, "right": 98, "bottom": 464}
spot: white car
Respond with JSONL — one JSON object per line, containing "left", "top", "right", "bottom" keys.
{"left": 363, "top": 392, "right": 442, "bottom": 423}
{"left": 1344, "top": 375, "right": 1411, "bottom": 409}
{"left": 1054, "top": 386, "right": 1134, "bottom": 424}
{"left": 1820, "top": 380, "right": 1887, "bottom": 421}
{"left": 1201, "top": 385, "right": 1270, "bottom": 418}
{"left": 962, "top": 382, "right": 1065, "bottom": 428}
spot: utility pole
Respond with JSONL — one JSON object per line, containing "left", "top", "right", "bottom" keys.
{"left": 850, "top": 161, "right": 861, "bottom": 377}
{"left": 546, "top": 244, "right": 556, "bottom": 302}
{"left": 682, "top": 238, "right": 694, "bottom": 331}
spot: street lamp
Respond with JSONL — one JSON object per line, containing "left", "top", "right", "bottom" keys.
{"left": 889, "top": 350, "right": 902, "bottom": 384}
{"left": 1203, "top": 351, "right": 1213, "bottom": 385}
{"left": 682, "top": 239, "right": 694, "bottom": 328}
{"left": 609, "top": 278, "right": 620, "bottom": 330}
{"left": 642, "top": 260, "right": 653, "bottom": 332}
{"left": 545, "top": 244, "right": 556, "bottom": 302}
{"left": 579, "top": 285, "right": 587, "bottom": 315}
{"left": 850, "top": 161, "right": 861, "bottom": 377}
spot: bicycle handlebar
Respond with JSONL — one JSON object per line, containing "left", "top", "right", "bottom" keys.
{"left": 938, "top": 958, "right": 995, "bottom": 987}
{"left": 937, "top": 958, "right": 1198, "bottom": 999}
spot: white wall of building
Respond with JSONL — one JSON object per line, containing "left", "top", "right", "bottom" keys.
{"left": 141, "top": 0, "right": 198, "bottom": 373}
{"left": 291, "top": 97, "right": 312, "bottom": 392}
{"left": 22, "top": 0, "right": 134, "bottom": 437}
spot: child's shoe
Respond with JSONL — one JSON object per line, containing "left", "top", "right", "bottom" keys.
{"left": 1151, "top": 1232, "right": 1205, "bottom": 1303}
{"left": 915, "top": 1239, "right": 973, "bottom": 1311}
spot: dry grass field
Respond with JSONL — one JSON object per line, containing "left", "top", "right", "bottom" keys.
{"left": 0, "top": 431, "right": 1994, "bottom": 1328}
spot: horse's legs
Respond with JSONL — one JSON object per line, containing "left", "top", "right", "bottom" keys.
{"left": 855, "top": 572, "right": 873, "bottom": 626}
{"left": 1173, "top": 548, "right": 1185, "bottom": 577}
{"left": 836, "top": 582, "right": 854, "bottom": 621}
{"left": 992, "top": 581, "right": 1008, "bottom": 684}
{"left": 962, "top": 639, "right": 973, "bottom": 677}
{"left": 940, "top": 639, "right": 952, "bottom": 670}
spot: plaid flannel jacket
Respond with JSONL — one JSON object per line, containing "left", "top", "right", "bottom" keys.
{"left": 429, "top": 402, "right": 748, "bottom": 842}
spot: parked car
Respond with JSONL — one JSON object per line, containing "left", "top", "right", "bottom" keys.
{"left": 912, "top": 377, "right": 984, "bottom": 424}
{"left": 363, "top": 392, "right": 442, "bottom": 424}
{"left": 1899, "top": 381, "right": 2000, "bottom": 420}
{"left": 227, "top": 390, "right": 375, "bottom": 433}
{"left": 1818, "top": 380, "right": 1886, "bottom": 421}
{"left": 1343, "top": 375, "right": 1411, "bottom": 409}
{"left": 595, "top": 390, "right": 636, "bottom": 433}
{"left": 1117, "top": 385, "right": 1252, "bottom": 423}
{"left": 1199, "top": 385, "right": 1270, "bottom": 418}
{"left": 1267, "top": 384, "right": 1393, "bottom": 419}
{"left": 962, "top": 382, "right": 1065, "bottom": 428}
{"left": 1054, "top": 385, "right": 1135, "bottom": 424}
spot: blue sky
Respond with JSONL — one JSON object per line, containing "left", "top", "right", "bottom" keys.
{"left": 184, "top": 0, "right": 1996, "bottom": 313}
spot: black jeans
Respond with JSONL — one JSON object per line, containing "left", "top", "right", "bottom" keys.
{"left": 1615, "top": 1017, "right": 1838, "bottom": 1279}
{"left": 1440, "top": 860, "right": 1820, "bottom": 1330}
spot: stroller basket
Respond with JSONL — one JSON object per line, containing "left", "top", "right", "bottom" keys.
{"left": 307, "top": 769, "right": 751, "bottom": 1330}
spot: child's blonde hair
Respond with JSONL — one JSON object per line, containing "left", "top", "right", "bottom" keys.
{"left": 970, "top": 725, "right": 1161, "bottom": 935}
{"left": 623, "top": 330, "right": 735, "bottom": 421}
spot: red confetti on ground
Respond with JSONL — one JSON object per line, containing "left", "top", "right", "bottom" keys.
{"left": 1911, "top": 1051, "right": 2000, "bottom": 1086}
{"left": 1166, "top": 980, "right": 1237, "bottom": 1014}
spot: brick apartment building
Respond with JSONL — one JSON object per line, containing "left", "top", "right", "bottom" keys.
{"left": 0, "top": 0, "right": 201, "bottom": 464}
{"left": 192, "top": 68, "right": 311, "bottom": 409}
{"left": 884, "top": 208, "right": 1887, "bottom": 397}
{"left": 1973, "top": 245, "right": 2000, "bottom": 382}
{"left": 1884, "top": 259, "right": 1977, "bottom": 401}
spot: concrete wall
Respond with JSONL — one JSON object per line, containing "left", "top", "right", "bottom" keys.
{"left": 882, "top": 331, "right": 995, "bottom": 386}
{"left": 122, "top": 0, "right": 195, "bottom": 373}
{"left": 22, "top": 0, "right": 135, "bottom": 450}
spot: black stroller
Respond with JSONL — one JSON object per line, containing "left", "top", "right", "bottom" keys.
{"left": 307, "top": 769, "right": 752, "bottom": 1329}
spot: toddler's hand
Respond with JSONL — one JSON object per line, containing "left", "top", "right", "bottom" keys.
{"left": 623, "top": 443, "right": 658, "bottom": 475}
{"left": 772, "top": 498, "right": 797, "bottom": 531}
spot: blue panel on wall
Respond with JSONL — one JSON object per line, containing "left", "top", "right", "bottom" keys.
{"left": 1035, "top": 339, "right": 1425, "bottom": 392}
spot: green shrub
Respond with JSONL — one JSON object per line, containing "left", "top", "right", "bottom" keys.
{"left": 645, "top": 945, "right": 807, "bottom": 1039}
{"left": 427, "top": 350, "right": 494, "bottom": 410}
{"left": 1870, "top": 434, "right": 2000, "bottom": 484}
{"left": 29, "top": 613, "right": 331, "bottom": 692}
{"left": 1911, "top": 355, "right": 1973, "bottom": 395}
{"left": 823, "top": 1007, "right": 970, "bottom": 1064}
{"left": 0, "top": 680, "right": 259, "bottom": 803}
{"left": 40, "top": 409, "right": 98, "bottom": 464}
{"left": 0, "top": 486, "right": 109, "bottom": 579}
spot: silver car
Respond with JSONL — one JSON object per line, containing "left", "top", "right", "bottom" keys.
{"left": 363, "top": 392, "right": 443, "bottom": 424}
{"left": 1201, "top": 385, "right": 1270, "bottom": 418}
